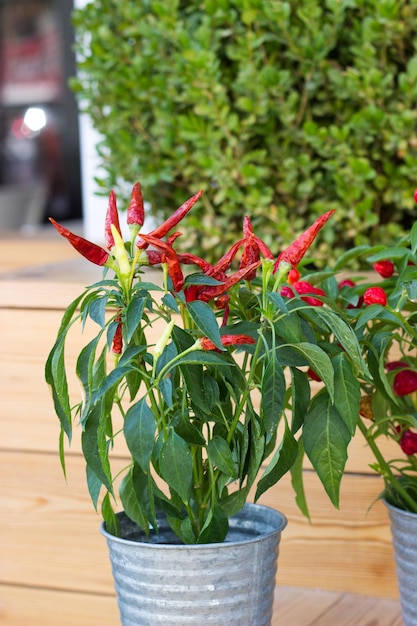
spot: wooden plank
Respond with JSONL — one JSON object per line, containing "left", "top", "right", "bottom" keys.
{"left": 0, "top": 584, "right": 119, "bottom": 626}
{"left": 0, "top": 450, "right": 399, "bottom": 598}
{"left": 272, "top": 587, "right": 341, "bottom": 625}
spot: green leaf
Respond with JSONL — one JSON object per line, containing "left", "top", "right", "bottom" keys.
{"left": 283, "top": 342, "right": 334, "bottom": 402}
{"left": 197, "top": 505, "right": 229, "bottom": 543}
{"left": 126, "top": 293, "right": 146, "bottom": 342}
{"left": 92, "top": 364, "right": 132, "bottom": 405}
{"left": 207, "top": 436, "right": 238, "bottom": 478}
{"left": 86, "top": 464, "right": 102, "bottom": 510}
{"left": 310, "top": 308, "right": 363, "bottom": 373}
{"left": 290, "top": 367, "right": 311, "bottom": 434}
{"left": 81, "top": 404, "right": 113, "bottom": 493}
{"left": 159, "top": 430, "right": 193, "bottom": 503}
{"left": 124, "top": 398, "right": 156, "bottom": 471}
{"left": 255, "top": 418, "right": 298, "bottom": 501}
{"left": 186, "top": 300, "right": 223, "bottom": 350}
{"left": 46, "top": 333, "right": 72, "bottom": 440}
{"left": 333, "top": 353, "right": 361, "bottom": 436}
{"left": 290, "top": 440, "right": 310, "bottom": 520}
{"left": 303, "top": 392, "right": 351, "bottom": 508}
{"left": 119, "top": 465, "right": 150, "bottom": 536}
{"left": 88, "top": 296, "right": 108, "bottom": 328}
{"left": 260, "top": 355, "right": 286, "bottom": 441}
{"left": 101, "top": 492, "right": 120, "bottom": 537}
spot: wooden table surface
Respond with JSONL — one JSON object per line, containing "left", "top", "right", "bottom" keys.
{"left": 0, "top": 231, "right": 403, "bottom": 625}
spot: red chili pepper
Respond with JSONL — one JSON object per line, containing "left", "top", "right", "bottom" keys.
{"left": 177, "top": 252, "right": 214, "bottom": 274}
{"left": 187, "top": 261, "right": 260, "bottom": 302}
{"left": 139, "top": 233, "right": 184, "bottom": 291}
{"left": 104, "top": 190, "right": 122, "bottom": 249}
{"left": 239, "top": 216, "right": 274, "bottom": 280}
{"left": 200, "top": 334, "right": 256, "bottom": 352}
{"left": 307, "top": 368, "right": 322, "bottom": 382}
{"left": 399, "top": 429, "right": 417, "bottom": 455}
{"left": 49, "top": 218, "right": 109, "bottom": 266}
{"left": 393, "top": 369, "right": 417, "bottom": 396}
{"left": 291, "top": 281, "right": 326, "bottom": 307}
{"left": 127, "top": 182, "right": 145, "bottom": 226}
{"left": 112, "top": 317, "right": 123, "bottom": 354}
{"left": 386, "top": 361, "right": 409, "bottom": 372}
{"left": 208, "top": 238, "right": 244, "bottom": 280}
{"left": 141, "top": 190, "right": 203, "bottom": 243}
{"left": 281, "top": 286, "right": 294, "bottom": 298}
{"left": 288, "top": 268, "right": 301, "bottom": 284}
{"left": 338, "top": 279, "right": 356, "bottom": 289}
{"left": 274, "top": 209, "right": 335, "bottom": 271}
{"left": 373, "top": 260, "right": 395, "bottom": 278}
{"left": 363, "top": 286, "right": 387, "bottom": 306}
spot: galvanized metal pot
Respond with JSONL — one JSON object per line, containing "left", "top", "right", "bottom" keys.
{"left": 101, "top": 502, "right": 287, "bottom": 626}
{"left": 385, "top": 500, "right": 417, "bottom": 626}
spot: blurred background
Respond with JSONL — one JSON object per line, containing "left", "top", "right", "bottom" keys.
{"left": 0, "top": 0, "right": 82, "bottom": 231}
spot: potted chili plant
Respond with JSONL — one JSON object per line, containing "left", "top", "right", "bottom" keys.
{"left": 46, "top": 184, "right": 364, "bottom": 625}
{"left": 289, "top": 217, "right": 417, "bottom": 626}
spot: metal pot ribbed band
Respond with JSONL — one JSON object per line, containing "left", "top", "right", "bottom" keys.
{"left": 386, "top": 501, "right": 417, "bottom": 626}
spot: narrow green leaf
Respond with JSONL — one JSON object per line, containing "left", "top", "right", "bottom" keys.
{"left": 333, "top": 353, "right": 361, "bottom": 436}
{"left": 303, "top": 392, "right": 351, "bottom": 508}
{"left": 207, "top": 436, "right": 237, "bottom": 478}
{"left": 290, "top": 367, "right": 311, "bottom": 434}
{"left": 283, "top": 342, "right": 334, "bottom": 402}
{"left": 81, "top": 404, "right": 113, "bottom": 493}
{"left": 86, "top": 464, "right": 102, "bottom": 510}
{"left": 126, "top": 293, "right": 146, "bottom": 342}
{"left": 197, "top": 505, "right": 229, "bottom": 544}
{"left": 119, "top": 466, "right": 150, "bottom": 536}
{"left": 186, "top": 300, "right": 223, "bottom": 350}
{"left": 290, "top": 440, "right": 310, "bottom": 520}
{"left": 311, "top": 308, "right": 363, "bottom": 373}
{"left": 159, "top": 430, "right": 193, "bottom": 503}
{"left": 255, "top": 418, "right": 298, "bottom": 501}
{"left": 124, "top": 398, "right": 156, "bottom": 471}
{"left": 88, "top": 296, "right": 108, "bottom": 328}
{"left": 260, "top": 355, "right": 286, "bottom": 441}
{"left": 47, "top": 333, "right": 72, "bottom": 439}
{"left": 101, "top": 492, "right": 120, "bottom": 537}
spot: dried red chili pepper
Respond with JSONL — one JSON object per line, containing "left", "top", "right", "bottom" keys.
{"left": 399, "top": 430, "right": 417, "bottom": 455}
{"left": 127, "top": 182, "right": 145, "bottom": 226}
{"left": 274, "top": 209, "right": 335, "bottom": 271}
{"left": 363, "top": 287, "right": 387, "bottom": 306}
{"left": 140, "top": 190, "right": 203, "bottom": 243}
{"left": 177, "top": 252, "right": 214, "bottom": 274}
{"left": 104, "top": 190, "right": 122, "bottom": 249}
{"left": 112, "top": 317, "right": 123, "bottom": 354}
{"left": 393, "top": 369, "right": 417, "bottom": 396}
{"left": 373, "top": 260, "right": 395, "bottom": 278}
{"left": 280, "top": 286, "right": 294, "bottom": 298}
{"left": 200, "top": 334, "right": 256, "bottom": 352}
{"left": 139, "top": 233, "right": 184, "bottom": 291}
{"left": 239, "top": 216, "right": 274, "bottom": 280}
{"left": 186, "top": 261, "right": 260, "bottom": 302}
{"left": 49, "top": 218, "right": 109, "bottom": 266}
{"left": 208, "top": 238, "right": 244, "bottom": 280}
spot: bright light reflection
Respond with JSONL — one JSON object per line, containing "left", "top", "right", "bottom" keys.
{"left": 23, "top": 107, "right": 47, "bottom": 132}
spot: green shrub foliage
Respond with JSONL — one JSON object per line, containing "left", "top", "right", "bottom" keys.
{"left": 72, "top": 0, "right": 417, "bottom": 262}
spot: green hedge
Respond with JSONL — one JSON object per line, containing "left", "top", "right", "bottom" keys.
{"left": 71, "top": 0, "right": 417, "bottom": 262}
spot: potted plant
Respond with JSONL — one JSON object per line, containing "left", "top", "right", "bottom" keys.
{"left": 45, "top": 183, "right": 364, "bottom": 625}
{"left": 295, "top": 218, "right": 417, "bottom": 625}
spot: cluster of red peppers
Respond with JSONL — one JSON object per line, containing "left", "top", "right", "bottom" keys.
{"left": 49, "top": 182, "right": 334, "bottom": 351}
